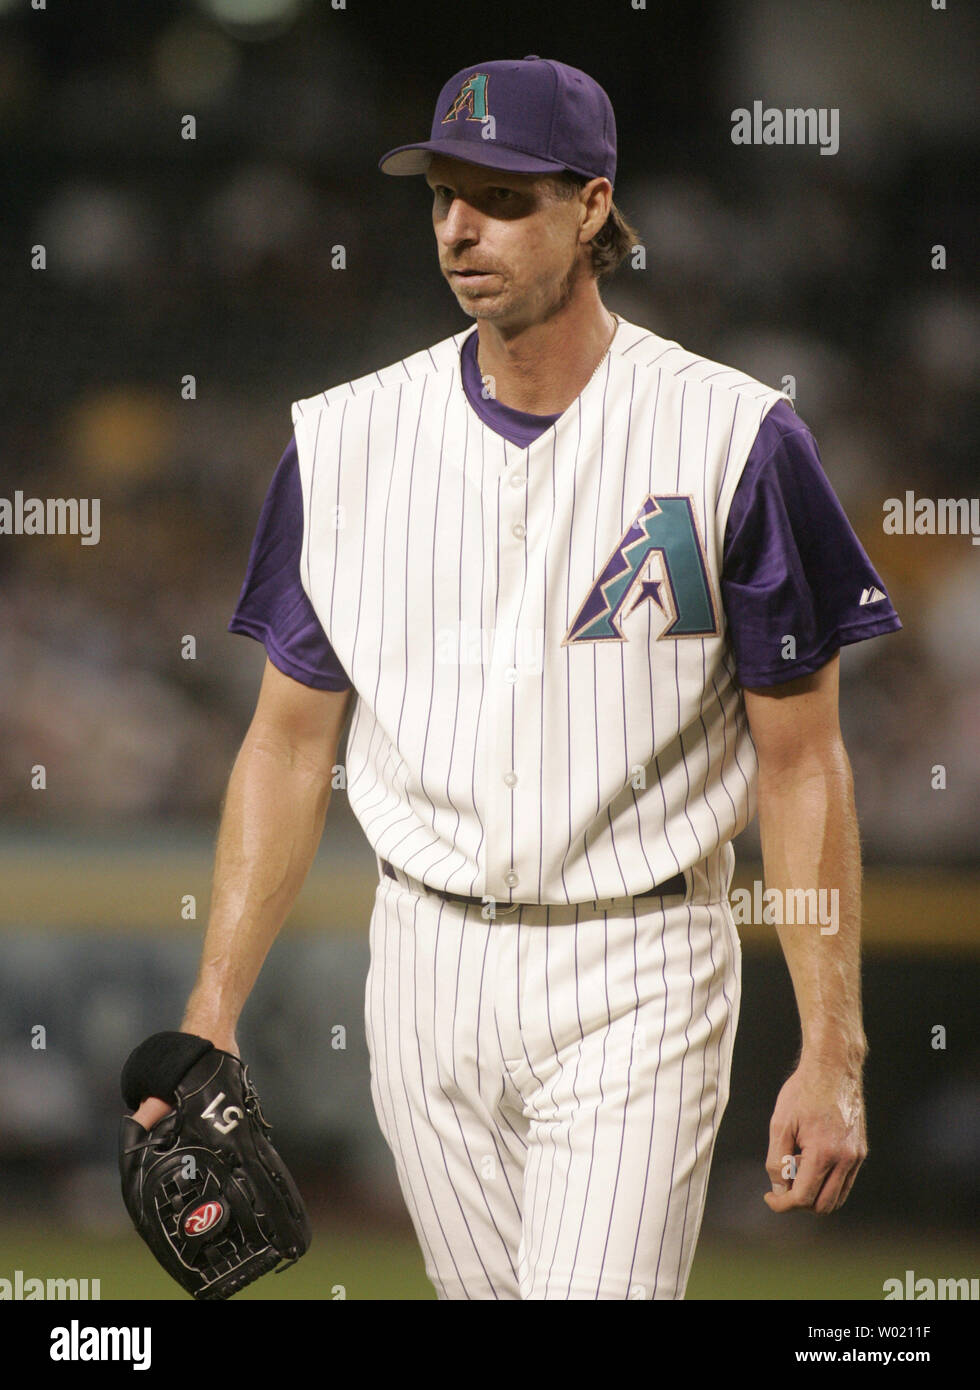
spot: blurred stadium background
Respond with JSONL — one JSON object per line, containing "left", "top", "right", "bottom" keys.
{"left": 0, "top": 0, "right": 977, "bottom": 1300}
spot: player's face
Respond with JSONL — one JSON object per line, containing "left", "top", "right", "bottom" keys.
{"left": 426, "top": 157, "right": 589, "bottom": 328}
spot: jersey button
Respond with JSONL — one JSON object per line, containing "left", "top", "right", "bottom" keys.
{"left": 511, "top": 522, "right": 526, "bottom": 539}
{"left": 504, "top": 666, "right": 518, "bottom": 682}
{"left": 504, "top": 872, "right": 519, "bottom": 888}
{"left": 503, "top": 771, "right": 518, "bottom": 787}
{"left": 510, "top": 473, "right": 526, "bottom": 489}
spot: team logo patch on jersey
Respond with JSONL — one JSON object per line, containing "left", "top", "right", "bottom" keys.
{"left": 442, "top": 73, "right": 490, "bottom": 124}
{"left": 563, "top": 495, "right": 718, "bottom": 645}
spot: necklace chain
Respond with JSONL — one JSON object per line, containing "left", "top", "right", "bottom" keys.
{"left": 587, "top": 313, "right": 619, "bottom": 384}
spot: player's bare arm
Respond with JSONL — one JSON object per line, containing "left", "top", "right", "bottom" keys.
{"left": 130, "top": 659, "right": 351, "bottom": 1130}
{"left": 744, "top": 654, "right": 869, "bottom": 1216}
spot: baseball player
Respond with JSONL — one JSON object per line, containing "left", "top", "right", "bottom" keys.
{"left": 129, "top": 57, "right": 901, "bottom": 1300}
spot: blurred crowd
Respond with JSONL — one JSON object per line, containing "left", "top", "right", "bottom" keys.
{"left": 1, "top": 0, "right": 977, "bottom": 860}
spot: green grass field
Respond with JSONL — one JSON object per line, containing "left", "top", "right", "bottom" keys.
{"left": 1, "top": 1224, "right": 975, "bottom": 1301}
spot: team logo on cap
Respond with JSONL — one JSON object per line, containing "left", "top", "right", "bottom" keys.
{"left": 442, "top": 73, "right": 490, "bottom": 123}
{"left": 182, "top": 1201, "right": 225, "bottom": 1237}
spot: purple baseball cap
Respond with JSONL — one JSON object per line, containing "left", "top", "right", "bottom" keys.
{"left": 378, "top": 56, "right": 616, "bottom": 185}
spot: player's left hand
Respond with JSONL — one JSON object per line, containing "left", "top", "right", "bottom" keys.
{"left": 763, "top": 1059, "right": 867, "bottom": 1214}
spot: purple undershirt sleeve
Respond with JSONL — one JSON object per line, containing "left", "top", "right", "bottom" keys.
{"left": 721, "top": 400, "right": 901, "bottom": 688}
{"left": 228, "top": 436, "right": 353, "bottom": 691}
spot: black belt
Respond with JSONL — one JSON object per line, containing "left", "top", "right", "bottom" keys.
{"left": 381, "top": 860, "right": 686, "bottom": 909}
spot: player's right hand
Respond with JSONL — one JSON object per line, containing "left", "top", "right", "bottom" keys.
{"left": 130, "top": 1095, "right": 174, "bottom": 1130}
{"left": 128, "top": 1030, "right": 239, "bottom": 1130}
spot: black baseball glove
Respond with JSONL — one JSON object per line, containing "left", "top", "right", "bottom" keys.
{"left": 119, "top": 1032, "right": 312, "bottom": 1300}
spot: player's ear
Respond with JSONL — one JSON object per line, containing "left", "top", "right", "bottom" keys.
{"left": 579, "top": 178, "right": 612, "bottom": 241}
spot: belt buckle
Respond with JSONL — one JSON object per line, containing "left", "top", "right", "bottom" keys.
{"left": 482, "top": 899, "right": 521, "bottom": 918}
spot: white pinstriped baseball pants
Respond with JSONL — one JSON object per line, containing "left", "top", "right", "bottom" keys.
{"left": 364, "top": 864, "right": 741, "bottom": 1300}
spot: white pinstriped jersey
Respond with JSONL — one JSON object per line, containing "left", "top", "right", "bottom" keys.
{"left": 290, "top": 316, "right": 788, "bottom": 906}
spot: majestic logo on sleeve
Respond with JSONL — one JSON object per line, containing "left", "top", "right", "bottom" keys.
{"left": 563, "top": 495, "right": 719, "bottom": 645}
{"left": 442, "top": 73, "right": 490, "bottom": 123}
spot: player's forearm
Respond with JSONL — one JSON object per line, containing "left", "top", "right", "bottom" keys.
{"left": 181, "top": 729, "right": 334, "bottom": 1047}
{"left": 756, "top": 743, "right": 867, "bottom": 1071}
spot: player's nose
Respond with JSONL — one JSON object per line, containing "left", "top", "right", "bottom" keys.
{"left": 437, "top": 195, "right": 481, "bottom": 247}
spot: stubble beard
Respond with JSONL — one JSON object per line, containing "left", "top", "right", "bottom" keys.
{"left": 450, "top": 249, "right": 584, "bottom": 329}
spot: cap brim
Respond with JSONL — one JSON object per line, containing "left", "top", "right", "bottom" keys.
{"left": 379, "top": 137, "right": 568, "bottom": 177}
